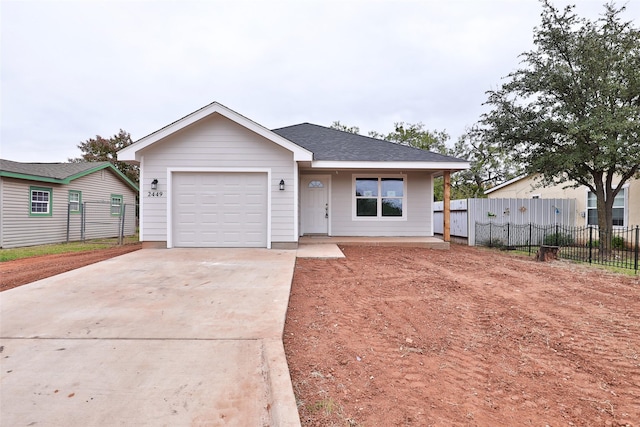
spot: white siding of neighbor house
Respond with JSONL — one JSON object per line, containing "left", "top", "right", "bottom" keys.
{"left": 139, "top": 113, "right": 296, "bottom": 245}
{"left": 0, "top": 170, "right": 137, "bottom": 248}
{"left": 310, "top": 169, "right": 433, "bottom": 237}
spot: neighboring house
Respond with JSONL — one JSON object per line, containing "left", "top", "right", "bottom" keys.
{"left": 485, "top": 174, "right": 639, "bottom": 228}
{"left": 117, "top": 102, "right": 469, "bottom": 249}
{"left": 0, "top": 160, "right": 139, "bottom": 248}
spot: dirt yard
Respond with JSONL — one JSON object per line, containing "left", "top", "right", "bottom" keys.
{"left": 284, "top": 245, "right": 640, "bottom": 426}
{"left": 0, "top": 243, "right": 142, "bottom": 291}
{"left": 2, "top": 243, "right": 638, "bottom": 426}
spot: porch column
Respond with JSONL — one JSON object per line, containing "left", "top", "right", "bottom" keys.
{"left": 443, "top": 170, "right": 451, "bottom": 242}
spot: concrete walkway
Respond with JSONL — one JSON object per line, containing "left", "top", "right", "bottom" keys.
{"left": 0, "top": 248, "right": 301, "bottom": 426}
{"left": 298, "top": 235, "right": 450, "bottom": 249}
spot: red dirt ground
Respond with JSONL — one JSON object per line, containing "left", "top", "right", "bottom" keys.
{"left": 0, "top": 243, "right": 142, "bottom": 291}
{"left": 2, "top": 243, "right": 638, "bottom": 426}
{"left": 284, "top": 245, "right": 640, "bottom": 426}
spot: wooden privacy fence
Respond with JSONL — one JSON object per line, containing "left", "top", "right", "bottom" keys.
{"left": 434, "top": 198, "right": 576, "bottom": 245}
{"left": 66, "top": 201, "right": 137, "bottom": 244}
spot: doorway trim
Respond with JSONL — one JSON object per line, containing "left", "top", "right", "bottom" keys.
{"left": 300, "top": 174, "right": 331, "bottom": 236}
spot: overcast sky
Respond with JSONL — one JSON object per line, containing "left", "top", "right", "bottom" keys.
{"left": 2, "top": 0, "right": 638, "bottom": 163}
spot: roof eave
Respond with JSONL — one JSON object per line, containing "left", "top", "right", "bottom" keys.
{"left": 484, "top": 174, "right": 529, "bottom": 194}
{"left": 0, "top": 171, "right": 66, "bottom": 184}
{"left": 0, "top": 163, "right": 139, "bottom": 192}
{"left": 309, "top": 160, "right": 470, "bottom": 170}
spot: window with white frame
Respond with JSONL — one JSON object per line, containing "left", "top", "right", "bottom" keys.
{"left": 69, "top": 190, "right": 81, "bottom": 213}
{"left": 354, "top": 176, "right": 405, "bottom": 218}
{"left": 30, "top": 186, "right": 52, "bottom": 216}
{"left": 587, "top": 189, "right": 625, "bottom": 226}
{"left": 110, "top": 194, "right": 123, "bottom": 216}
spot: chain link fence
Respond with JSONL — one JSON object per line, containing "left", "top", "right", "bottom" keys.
{"left": 475, "top": 222, "right": 639, "bottom": 272}
{"left": 66, "top": 201, "right": 137, "bottom": 245}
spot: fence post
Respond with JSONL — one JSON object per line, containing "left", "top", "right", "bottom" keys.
{"left": 81, "top": 202, "right": 86, "bottom": 241}
{"left": 589, "top": 226, "right": 593, "bottom": 264}
{"left": 635, "top": 226, "right": 639, "bottom": 273}
{"left": 66, "top": 203, "right": 71, "bottom": 243}
{"left": 528, "top": 223, "right": 532, "bottom": 254}
{"left": 507, "top": 222, "right": 510, "bottom": 248}
{"left": 555, "top": 223, "right": 559, "bottom": 246}
{"left": 119, "top": 204, "right": 126, "bottom": 245}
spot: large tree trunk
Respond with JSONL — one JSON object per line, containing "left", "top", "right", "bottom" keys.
{"left": 594, "top": 173, "right": 615, "bottom": 260}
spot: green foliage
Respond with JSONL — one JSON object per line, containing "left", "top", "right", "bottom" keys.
{"left": 0, "top": 235, "right": 139, "bottom": 261}
{"left": 330, "top": 121, "right": 360, "bottom": 134}
{"left": 543, "top": 233, "right": 575, "bottom": 247}
{"left": 1, "top": 242, "right": 110, "bottom": 262}
{"left": 450, "top": 126, "right": 523, "bottom": 198}
{"left": 612, "top": 236, "right": 625, "bottom": 250}
{"left": 586, "top": 236, "right": 624, "bottom": 250}
{"left": 69, "top": 129, "right": 139, "bottom": 184}
{"left": 481, "top": 1, "right": 640, "bottom": 241}
{"left": 376, "top": 122, "right": 449, "bottom": 153}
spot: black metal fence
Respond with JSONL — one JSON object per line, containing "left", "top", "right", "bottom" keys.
{"left": 475, "top": 222, "right": 640, "bottom": 272}
{"left": 66, "top": 201, "right": 137, "bottom": 245}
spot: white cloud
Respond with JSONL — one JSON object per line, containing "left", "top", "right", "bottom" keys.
{"left": 1, "top": 0, "right": 638, "bottom": 161}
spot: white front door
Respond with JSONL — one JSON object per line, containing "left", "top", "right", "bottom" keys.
{"left": 301, "top": 175, "right": 329, "bottom": 235}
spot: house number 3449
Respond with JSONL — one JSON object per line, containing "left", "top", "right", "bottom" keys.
{"left": 147, "top": 191, "right": 164, "bottom": 197}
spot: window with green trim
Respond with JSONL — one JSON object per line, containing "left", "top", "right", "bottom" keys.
{"left": 30, "top": 186, "right": 52, "bottom": 216}
{"left": 69, "top": 190, "right": 82, "bottom": 213}
{"left": 110, "top": 194, "right": 123, "bottom": 216}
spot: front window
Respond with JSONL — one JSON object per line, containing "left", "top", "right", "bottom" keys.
{"left": 587, "top": 189, "right": 625, "bottom": 226}
{"left": 355, "top": 176, "right": 405, "bottom": 219}
{"left": 69, "top": 190, "right": 81, "bottom": 213}
{"left": 30, "top": 186, "right": 52, "bottom": 216}
{"left": 111, "top": 194, "right": 123, "bottom": 216}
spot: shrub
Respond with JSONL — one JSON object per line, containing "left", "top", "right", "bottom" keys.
{"left": 543, "top": 233, "right": 574, "bottom": 246}
{"left": 611, "top": 236, "right": 625, "bottom": 250}
{"left": 585, "top": 237, "right": 624, "bottom": 250}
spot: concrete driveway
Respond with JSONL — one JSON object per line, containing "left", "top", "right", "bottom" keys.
{"left": 0, "top": 248, "right": 301, "bottom": 426}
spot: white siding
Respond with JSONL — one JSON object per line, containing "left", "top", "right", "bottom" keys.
{"left": 314, "top": 169, "right": 433, "bottom": 237}
{"left": 0, "top": 170, "right": 137, "bottom": 249}
{"left": 139, "top": 113, "right": 295, "bottom": 246}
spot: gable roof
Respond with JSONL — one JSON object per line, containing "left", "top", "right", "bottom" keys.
{"left": 116, "top": 101, "right": 469, "bottom": 172}
{"left": 272, "top": 123, "right": 466, "bottom": 163}
{"left": 117, "top": 101, "right": 313, "bottom": 162}
{"left": 0, "top": 159, "right": 139, "bottom": 191}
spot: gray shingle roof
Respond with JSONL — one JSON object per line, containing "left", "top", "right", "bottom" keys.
{"left": 272, "top": 123, "right": 466, "bottom": 163}
{"left": 0, "top": 159, "right": 111, "bottom": 180}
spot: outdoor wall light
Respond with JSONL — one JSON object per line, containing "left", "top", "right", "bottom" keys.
{"left": 151, "top": 179, "right": 158, "bottom": 190}
{"left": 279, "top": 179, "right": 285, "bottom": 191}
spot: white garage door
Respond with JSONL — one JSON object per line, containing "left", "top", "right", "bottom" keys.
{"left": 172, "top": 172, "right": 268, "bottom": 247}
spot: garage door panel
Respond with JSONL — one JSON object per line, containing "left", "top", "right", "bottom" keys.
{"left": 201, "top": 213, "right": 219, "bottom": 223}
{"left": 172, "top": 172, "right": 267, "bottom": 247}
